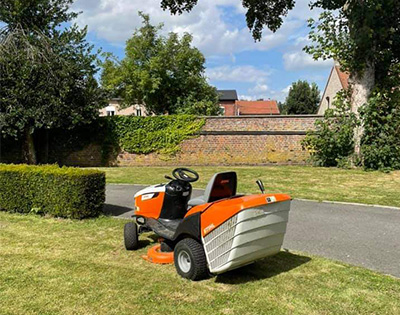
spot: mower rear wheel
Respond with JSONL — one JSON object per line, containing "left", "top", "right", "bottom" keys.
{"left": 124, "top": 222, "right": 139, "bottom": 250}
{"left": 174, "top": 238, "right": 208, "bottom": 281}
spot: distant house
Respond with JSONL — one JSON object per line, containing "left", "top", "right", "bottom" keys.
{"left": 217, "top": 90, "right": 279, "bottom": 116}
{"left": 99, "top": 98, "right": 148, "bottom": 117}
{"left": 318, "top": 65, "right": 350, "bottom": 115}
{"left": 218, "top": 90, "right": 238, "bottom": 115}
{"left": 236, "top": 100, "right": 280, "bottom": 115}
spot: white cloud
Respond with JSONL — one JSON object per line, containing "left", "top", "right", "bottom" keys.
{"left": 238, "top": 94, "right": 256, "bottom": 101}
{"left": 71, "top": 0, "right": 330, "bottom": 101}
{"left": 283, "top": 51, "right": 333, "bottom": 71}
{"left": 249, "top": 83, "right": 269, "bottom": 94}
{"left": 282, "top": 32, "right": 333, "bottom": 71}
{"left": 269, "top": 87, "right": 292, "bottom": 102}
{"left": 281, "top": 85, "right": 291, "bottom": 94}
{"left": 238, "top": 83, "right": 290, "bottom": 102}
{"left": 72, "top": 0, "right": 308, "bottom": 57}
{"left": 206, "top": 65, "right": 271, "bottom": 83}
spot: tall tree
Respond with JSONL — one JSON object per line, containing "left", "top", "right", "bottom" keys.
{"left": 305, "top": 1, "right": 400, "bottom": 152}
{"left": 0, "top": 0, "right": 106, "bottom": 164}
{"left": 278, "top": 101, "right": 287, "bottom": 115}
{"left": 284, "top": 80, "right": 320, "bottom": 114}
{"left": 101, "top": 13, "right": 220, "bottom": 116}
{"left": 160, "top": 0, "right": 400, "bottom": 151}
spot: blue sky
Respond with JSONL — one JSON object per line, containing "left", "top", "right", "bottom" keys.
{"left": 72, "top": 0, "right": 334, "bottom": 102}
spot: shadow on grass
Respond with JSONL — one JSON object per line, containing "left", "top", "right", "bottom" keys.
{"left": 138, "top": 239, "right": 152, "bottom": 247}
{"left": 103, "top": 204, "right": 133, "bottom": 217}
{"left": 215, "top": 251, "right": 311, "bottom": 284}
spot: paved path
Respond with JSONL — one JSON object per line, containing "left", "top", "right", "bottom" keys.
{"left": 104, "top": 184, "right": 400, "bottom": 278}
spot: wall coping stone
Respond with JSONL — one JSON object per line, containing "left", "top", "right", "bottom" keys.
{"left": 201, "top": 115, "right": 323, "bottom": 119}
{"left": 199, "top": 130, "right": 308, "bottom": 135}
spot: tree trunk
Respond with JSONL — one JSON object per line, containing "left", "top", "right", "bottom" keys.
{"left": 350, "top": 61, "right": 375, "bottom": 155}
{"left": 24, "top": 127, "right": 37, "bottom": 165}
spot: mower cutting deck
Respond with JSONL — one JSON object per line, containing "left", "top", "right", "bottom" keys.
{"left": 124, "top": 168, "right": 291, "bottom": 280}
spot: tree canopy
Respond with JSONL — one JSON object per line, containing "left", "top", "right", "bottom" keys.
{"left": 0, "top": 0, "right": 106, "bottom": 164}
{"left": 101, "top": 13, "right": 220, "bottom": 116}
{"left": 0, "top": 0, "right": 77, "bottom": 33}
{"left": 161, "top": 0, "right": 295, "bottom": 41}
{"left": 306, "top": 0, "right": 400, "bottom": 88}
{"left": 284, "top": 80, "right": 320, "bottom": 114}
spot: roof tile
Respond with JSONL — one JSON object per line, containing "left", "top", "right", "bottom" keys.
{"left": 236, "top": 100, "right": 280, "bottom": 115}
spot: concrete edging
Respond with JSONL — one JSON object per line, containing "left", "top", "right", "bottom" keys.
{"left": 295, "top": 198, "right": 400, "bottom": 211}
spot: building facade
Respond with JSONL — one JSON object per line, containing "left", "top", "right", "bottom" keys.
{"left": 218, "top": 90, "right": 238, "bottom": 115}
{"left": 318, "top": 65, "right": 350, "bottom": 115}
{"left": 99, "top": 98, "right": 148, "bottom": 117}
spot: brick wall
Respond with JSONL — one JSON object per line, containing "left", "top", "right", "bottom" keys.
{"left": 219, "top": 101, "right": 236, "bottom": 116}
{"left": 203, "top": 115, "right": 318, "bottom": 131}
{"left": 112, "top": 115, "right": 320, "bottom": 166}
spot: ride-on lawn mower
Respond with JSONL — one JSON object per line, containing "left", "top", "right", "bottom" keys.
{"left": 124, "top": 168, "right": 291, "bottom": 280}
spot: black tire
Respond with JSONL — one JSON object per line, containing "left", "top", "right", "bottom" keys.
{"left": 124, "top": 222, "right": 139, "bottom": 250}
{"left": 174, "top": 238, "right": 209, "bottom": 281}
{"left": 160, "top": 241, "right": 174, "bottom": 252}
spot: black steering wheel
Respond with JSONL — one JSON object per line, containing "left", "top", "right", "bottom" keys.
{"left": 172, "top": 168, "right": 199, "bottom": 183}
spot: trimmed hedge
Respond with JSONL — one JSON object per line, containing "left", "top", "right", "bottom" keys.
{"left": 0, "top": 164, "right": 105, "bottom": 219}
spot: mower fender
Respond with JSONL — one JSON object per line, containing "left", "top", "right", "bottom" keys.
{"left": 172, "top": 212, "right": 201, "bottom": 242}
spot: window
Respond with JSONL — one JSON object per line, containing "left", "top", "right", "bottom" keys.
{"left": 326, "top": 96, "right": 330, "bottom": 109}
{"left": 105, "top": 105, "right": 116, "bottom": 116}
{"left": 220, "top": 106, "right": 225, "bottom": 116}
{"left": 136, "top": 108, "right": 142, "bottom": 116}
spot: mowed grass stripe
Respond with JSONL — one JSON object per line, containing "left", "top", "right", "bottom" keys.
{"left": 96, "top": 166, "right": 400, "bottom": 207}
{"left": 0, "top": 212, "right": 399, "bottom": 315}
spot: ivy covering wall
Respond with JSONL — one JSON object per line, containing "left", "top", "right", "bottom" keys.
{"left": 104, "top": 115, "right": 205, "bottom": 155}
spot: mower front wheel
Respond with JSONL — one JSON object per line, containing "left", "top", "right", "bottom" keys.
{"left": 174, "top": 238, "right": 208, "bottom": 281}
{"left": 124, "top": 222, "right": 139, "bottom": 250}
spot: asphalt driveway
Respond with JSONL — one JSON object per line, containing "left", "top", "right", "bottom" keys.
{"left": 104, "top": 184, "right": 400, "bottom": 278}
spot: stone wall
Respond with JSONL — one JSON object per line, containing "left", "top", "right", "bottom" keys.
{"left": 112, "top": 115, "right": 320, "bottom": 166}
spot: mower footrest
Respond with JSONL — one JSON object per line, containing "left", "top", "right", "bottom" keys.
{"left": 146, "top": 218, "right": 181, "bottom": 240}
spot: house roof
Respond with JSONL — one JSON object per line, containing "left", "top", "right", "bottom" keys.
{"left": 236, "top": 100, "right": 280, "bottom": 115}
{"left": 218, "top": 90, "right": 238, "bottom": 101}
{"left": 335, "top": 66, "right": 350, "bottom": 89}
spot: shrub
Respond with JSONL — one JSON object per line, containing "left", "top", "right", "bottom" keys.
{"left": 0, "top": 164, "right": 105, "bottom": 219}
{"left": 360, "top": 89, "right": 400, "bottom": 170}
{"left": 302, "top": 92, "right": 359, "bottom": 167}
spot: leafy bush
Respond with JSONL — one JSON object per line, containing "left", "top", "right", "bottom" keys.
{"left": 0, "top": 164, "right": 105, "bottom": 219}
{"left": 360, "top": 90, "right": 400, "bottom": 170}
{"left": 104, "top": 115, "right": 205, "bottom": 155}
{"left": 302, "top": 92, "right": 359, "bottom": 167}
{"left": 174, "top": 95, "right": 222, "bottom": 116}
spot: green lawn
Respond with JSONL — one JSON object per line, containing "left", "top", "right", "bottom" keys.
{"left": 96, "top": 166, "right": 400, "bottom": 207}
{"left": 0, "top": 212, "right": 399, "bottom": 315}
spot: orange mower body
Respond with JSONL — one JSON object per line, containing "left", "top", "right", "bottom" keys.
{"left": 124, "top": 168, "right": 291, "bottom": 280}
